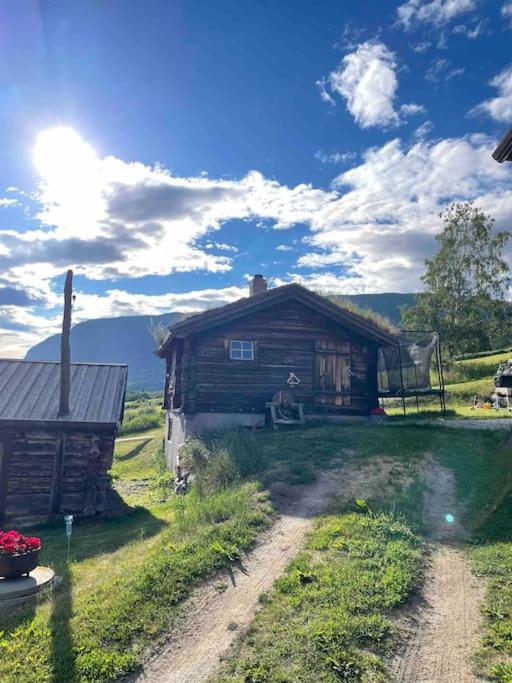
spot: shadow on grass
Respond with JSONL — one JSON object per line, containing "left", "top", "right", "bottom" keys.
{"left": 2, "top": 502, "right": 166, "bottom": 642}
{"left": 50, "top": 561, "right": 75, "bottom": 682}
{"left": 114, "top": 441, "right": 149, "bottom": 462}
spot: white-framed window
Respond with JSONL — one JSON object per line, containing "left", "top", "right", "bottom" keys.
{"left": 229, "top": 340, "right": 255, "bottom": 361}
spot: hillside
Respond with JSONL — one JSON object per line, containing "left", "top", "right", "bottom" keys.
{"left": 26, "top": 313, "right": 183, "bottom": 391}
{"left": 25, "top": 292, "right": 415, "bottom": 390}
{"left": 331, "top": 292, "right": 415, "bottom": 324}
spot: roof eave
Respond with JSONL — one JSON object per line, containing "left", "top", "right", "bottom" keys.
{"left": 0, "top": 418, "right": 119, "bottom": 433}
{"left": 493, "top": 128, "right": 512, "bottom": 163}
{"left": 157, "top": 284, "right": 396, "bottom": 348}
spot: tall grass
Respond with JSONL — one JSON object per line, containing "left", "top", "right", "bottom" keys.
{"left": 442, "top": 360, "right": 500, "bottom": 386}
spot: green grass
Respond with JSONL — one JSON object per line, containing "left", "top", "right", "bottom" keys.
{"left": 212, "top": 423, "right": 512, "bottom": 682}
{"left": 0, "top": 436, "right": 272, "bottom": 682}
{"left": 3, "top": 421, "right": 512, "bottom": 682}
{"left": 384, "top": 346, "right": 512, "bottom": 419}
{"left": 111, "top": 435, "right": 164, "bottom": 482}
{"left": 119, "top": 397, "right": 163, "bottom": 435}
{"left": 442, "top": 352, "right": 511, "bottom": 386}
{"left": 216, "top": 510, "right": 420, "bottom": 682}
{"left": 469, "top": 542, "right": 512, "bottom": 681}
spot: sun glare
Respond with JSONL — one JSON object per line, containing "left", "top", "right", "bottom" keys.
{"left": 33, "top": 127, "right": 98, "bottom": 182}
{"left": 32, "top": 127, "right": 104, "bottom": 234}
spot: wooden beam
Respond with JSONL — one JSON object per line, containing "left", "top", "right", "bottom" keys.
{"left": 50, "top": 435, "right": 66, "bottom": 514}
{"left": 0, "top": 436, "right": 13, "bottom": 526}
{"left": 59, "top": 269, "right": 73, "bottom": 417}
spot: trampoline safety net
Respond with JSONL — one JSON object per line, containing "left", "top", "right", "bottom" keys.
{"left": 378, "top": 331, "right": 439, "bottom": 394}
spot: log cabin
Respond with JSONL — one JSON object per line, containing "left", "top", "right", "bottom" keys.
{"left": 0, "top": 359, "right": 127, "bottom": 525}
{"left": 157, "top": 277, "right": 397, "bottom": 472}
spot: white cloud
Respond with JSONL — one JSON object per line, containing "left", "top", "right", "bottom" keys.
{"left": 410, "top": 40, "right": 432, "bottom": 52}
{"left": 397, "top": 0, "right": 477, "bottom": 30}
{"left": 470, "top": 65, "right": 512, "bottom": 123}
{"left": 413, "top": 120, "right": 435, "bottom": 139}
{"left": 0, "top": 285, "right": 249, "bottom": 357}
{"left": 296, "top": 134, "right": 512, "bottom": 293}
{"left": 276, "top": 244, "right": 293, "bottom": 252}
{"left": 0, "top": 129, "right": 336, "bottom": 304}
{"left": 502, "top": 2, "right": 512, "bottom": 28}
{"left": 3, "top": 129, "right": 512, "bottom": 356}
{"left": 315, "top": 150, "right": 358, "bottom": 165}
{"left": 426, "top": 58, "right": 465, "bottom": 81}
{"left": 0, "top": 198, "right": 18, "bottom": 207}
{"left": 71, "top": 285, "right": 247, "bottom": 322}
{"left": 400, "top": 103, "right": 427, "bottom": 116}
{"left": 327, "top": 41, "right": 401, "bottom": 129}
{"left": 452, "top": 20, "right": 487, "bottom": 38}
{"left": 315, "top": 77, "right": 336, "bottom": 106}
{"left": 203, "top": 241, "right": 238, "bottom": 252}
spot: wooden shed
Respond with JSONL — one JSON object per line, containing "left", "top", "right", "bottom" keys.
{"left": 157, "top": 277, "right": 396, "bottom": 471}
{"left": 0, "top": 359, "right": 127, "bottom": 525}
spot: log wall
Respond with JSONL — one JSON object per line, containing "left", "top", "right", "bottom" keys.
{"left": 168, "top": 299, "right": 379, "bottom": 415}
{"left": 0, "top": 428, "right": 115, "bottom": 524}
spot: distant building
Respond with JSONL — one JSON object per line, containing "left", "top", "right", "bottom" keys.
{"left": 157, "top": 277, "right": 396, "bottom": 472}
{"left": 0, "top": 360, "right": 127, "bottom": 525}
{"left": 493, "top": 128, "right": 512, "bottom": 163}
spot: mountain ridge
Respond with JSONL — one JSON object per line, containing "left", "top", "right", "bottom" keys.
{"left": 25, "top": 292, "right": 416, "bottom": 390}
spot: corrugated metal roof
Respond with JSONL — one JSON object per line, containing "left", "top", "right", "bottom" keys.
{"left": 0, "top": 360, "right": 127, "bottom": 426}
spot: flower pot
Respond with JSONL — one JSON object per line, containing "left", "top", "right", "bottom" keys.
{"left": 0, "top": 550, "right": 40, "bottom": 579}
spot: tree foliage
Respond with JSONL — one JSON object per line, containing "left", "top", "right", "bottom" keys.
{"left": 401, "top": 202, "right": 511, "bottom": 356}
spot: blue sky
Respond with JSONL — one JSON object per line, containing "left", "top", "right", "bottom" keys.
{"left": 0, "top": 0, "right": 511, "bottom": 355}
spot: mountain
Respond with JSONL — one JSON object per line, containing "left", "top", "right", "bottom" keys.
{"left": 26, "top": 313, "right": 183, "bottom": 391}
{"left": 331, "top": 292, "right": 415, "bottom": 325}
{"left": 25, "top": 292, "right": 416, "bottom": 390}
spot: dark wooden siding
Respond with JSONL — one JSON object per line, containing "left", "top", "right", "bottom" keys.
{"left": 173, "top": 299, "right": 379, "bottom": 415}
{"left": 0, "top": 429, "right": 115, "bottom": 524}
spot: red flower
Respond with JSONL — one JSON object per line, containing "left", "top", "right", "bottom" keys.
{"left": 0, "top": 530, "right": 41, "bottom": 556}
{"left": 25, "top": 537, "right": 41, "bottom": 551}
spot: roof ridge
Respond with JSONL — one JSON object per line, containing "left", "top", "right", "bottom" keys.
{"left": 157, "top": 283, "right": 396, "bottom": 355}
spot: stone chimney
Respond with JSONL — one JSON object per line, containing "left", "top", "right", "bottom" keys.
{"left": 249, "top": 274, "right": 267, "bottom": 296}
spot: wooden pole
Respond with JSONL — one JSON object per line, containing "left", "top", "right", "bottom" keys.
{"left": 397, "top": 342, "right": 406, "bottom": 416}
{"left": 58, "top": 270, "right": 73, "bottom": 417}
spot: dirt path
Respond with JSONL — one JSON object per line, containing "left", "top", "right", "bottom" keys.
{"left": 389, "top": 456, "right": 486, "bottom": 683}
{"left": 136, "top": 459, "right": 400, "bottom": 683}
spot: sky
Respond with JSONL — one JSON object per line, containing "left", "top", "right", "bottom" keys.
{"left": 0, "top": 0, "right": 511, "bottom": 356}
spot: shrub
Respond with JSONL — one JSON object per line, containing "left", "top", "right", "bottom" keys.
{"left": 204, "top": 428, "right": 266, "bottom": 477}
{"left": 194, "top": 449, "right": 240, "bottom": 497}
{"left": 179, "top": 438, "right": 211, "bottom": 472}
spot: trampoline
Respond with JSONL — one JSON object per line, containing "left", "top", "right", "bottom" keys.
{"left": 378, "top": 330, "right": 446, "bottom": 415}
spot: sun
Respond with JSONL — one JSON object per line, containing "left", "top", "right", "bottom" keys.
{"left": 33, "top": 127, "right": 98, "bottom": 183}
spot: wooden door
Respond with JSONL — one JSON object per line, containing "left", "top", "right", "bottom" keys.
{"left": 314, "top": 340, "right": 351, "bottom": 406}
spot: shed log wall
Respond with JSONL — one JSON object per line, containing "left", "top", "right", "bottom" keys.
{"left": 170, "top": 300, "right": 379, "bottom": 415}
{"left": 0, "top": 430, "right": 114, "bottom": 524}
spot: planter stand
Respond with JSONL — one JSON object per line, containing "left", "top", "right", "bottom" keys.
{"left": 0, "top": 567, "right": 55, "bottom": 609}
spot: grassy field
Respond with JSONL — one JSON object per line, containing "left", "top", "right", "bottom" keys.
{"left": 383, "top": 348, "right": 512, "bottom": 419}
{"left": 118, "top": 394, "right": 163, "bottom": 435}
{"left": 0, "top": 431, "right": 272, "bottom": 682}
{"left": 2, "top": 421, "right": 512, "bottom": 681}
{"left": 212, "top": 423, "right": 512, "bottom": 681}
{"left": 111, "top": 434, "right": 165, "bottom": 482}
